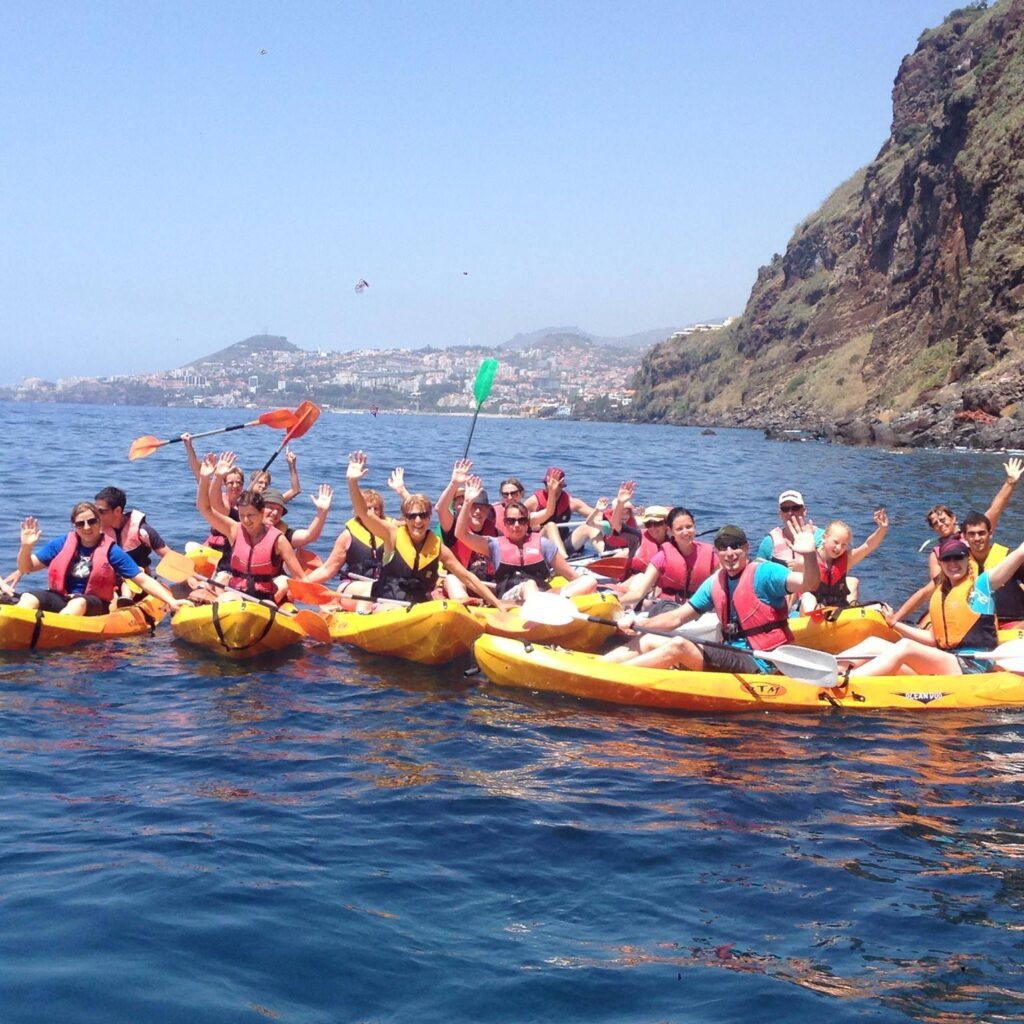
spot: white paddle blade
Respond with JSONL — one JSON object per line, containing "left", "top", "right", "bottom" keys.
{"left": 762, "top": 645, "right": 839, "bottom": 687}
{"left": 519, "top": 590, "right": 586, "bottom": 627}
{"left": 671, "top": 611, "right": 722, "bottom": 643}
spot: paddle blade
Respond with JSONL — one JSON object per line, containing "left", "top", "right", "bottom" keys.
{"left": 519, "top": 590, "right": 582, "bottom": 627}
{"left": 155, "top": 550, "right": 200, "bottom": 584}
{"left": 763, "top": 645, "right": 838, "bottom": 686}
{"left": 472, "top": 359, "right": 499, "bottom": 406}
{"left": 296, "top": 548, "right": 323, "bottom": 570}
{"left": 284, "top": 402, "right": 321, "bottom": 442}
{"left": 128, "top": 435, "right": 166, "bottom": 460}
{"left": 258, "top": 407, "right": 299, "bottom": 430}
{"left": 287, "top": 579, "right": 339, "bottom": 605}
{"left": 294, "top": 609, "right": 331, "bottom": 643}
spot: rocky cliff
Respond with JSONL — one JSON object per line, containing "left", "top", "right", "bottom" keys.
{"left": 627, "top": 0, "right": 1024, "bottom": 448}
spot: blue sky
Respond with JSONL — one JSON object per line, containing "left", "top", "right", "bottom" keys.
{"left": 1, "top": 0, "right": 964, "bottom": 384}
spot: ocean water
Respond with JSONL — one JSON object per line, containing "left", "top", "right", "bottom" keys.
{"left": 0, "top": 401, "right": 1021, "bottom": 1023}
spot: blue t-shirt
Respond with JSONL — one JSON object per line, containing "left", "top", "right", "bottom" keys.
{"left": 756, "top": 528, "right": 825, "bottom": 563}
{"left": 35, "top": 536, "right": 141, "bottom": 593}
{"left": 688, "top": 561, "right": 792, "bottom": 652}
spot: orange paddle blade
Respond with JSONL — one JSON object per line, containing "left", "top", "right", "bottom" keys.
{"left": 284, "top": 402, "right": 321, "bottom": 442}
{"left": 296, "top": 548, "right": 323, "bottom": 570}
{"left": 288, "top": 579, "right": 339, "bottom": 605}
{"left": 258, "top": 407, "right": 299, "bottom": 430}
{"left": 128, "top": 435, "right": 167, "bottom": 460}
{"left": 294, "top": 609, "right": 331, "bottom": 643}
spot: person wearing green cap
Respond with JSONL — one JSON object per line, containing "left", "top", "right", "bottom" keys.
{"left": 608, "top": 519, "right": 820, "bottom": 673}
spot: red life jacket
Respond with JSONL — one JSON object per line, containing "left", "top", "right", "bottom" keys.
{"left": 492, "top": 533, "right": 551, "bottom": 597}
{"left": 532, "top": 488, "right": 572, "bottom": 523}
{"left": 452, "top": 518, "right": 497, "bottom": 573}
{"left": 710, "top": 563, "right": 792, "bottom": 651}
{"left": 657, "top": 540, "right": 717, "bottom": 601}
{"left": 229, "top": 525, "right": 283, "bottom": 599}
{"left": 814, "top": 550, "right": 850, "bottom": 606}
{"left": 104, "top": 508, "right": 149, "bottom": 568}
{"left": 602, "top": 508, "right": 639, "bottom": 551}
{"left": 47, "top": 531, "right": 117, "bottom": 603}
{"left": 626, "top": 531, "right": 665, "bottom": 573}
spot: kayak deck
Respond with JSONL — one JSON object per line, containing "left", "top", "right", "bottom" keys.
{"left": 0, "top": 596, "right": 167, "bottom": 652}
{"left": 171, "top": 600, "right": 306, "bottom": 658}
{"left": 473, "top": 634, "right": 1024, "bottom": 713}
{"left": 473, "top": 592, "right": 623, "bottom": 652}
{"left": 327, "top": 599, "right": 483, "bottom": 665}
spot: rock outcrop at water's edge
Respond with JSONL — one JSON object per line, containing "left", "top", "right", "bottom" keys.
{"left": 618, "top": 1, "right": 1024, "bottom": 449}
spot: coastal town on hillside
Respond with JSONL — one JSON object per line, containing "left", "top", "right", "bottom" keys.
{"left": 4, "top": 321, "right": 733, "bottom": 418}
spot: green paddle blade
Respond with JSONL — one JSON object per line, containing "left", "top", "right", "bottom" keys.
{"left": 473, "top": 358, "right": 499, "bottom": 406}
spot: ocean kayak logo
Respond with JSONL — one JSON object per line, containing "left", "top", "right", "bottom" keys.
{"left": 898, "top": 691, "right": 950, "bottom": 705}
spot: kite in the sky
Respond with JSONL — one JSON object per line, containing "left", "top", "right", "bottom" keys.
{"left": 355, "top": 279, "right": 369, "bottom": 294}
{"left": 259, "top": 49, "right": 268, "bottom": 55}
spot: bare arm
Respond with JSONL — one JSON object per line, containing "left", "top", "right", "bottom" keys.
{"left": 984, "top": 539, "right": 1024, "bottom": 591}
{"left": 454, "top": 477, "right": 493, "bottom": 557}
{"left": 387, "top": 467, "right": 411, "bottom": 504}
{"left": 346, "top": 451, "right": 397, "bottom": 552}
{"left": 438, "top": 545, "right": 503, "bottom": 609}
{"left": 890, "top": 579, "right": 936, "bottom": 623}
{"left": 617, "top": 564, "right": 660, "bottom": 607}
{"left": 288, "top": 484, "right": 332, "bottom": 548}
{"left": 847, "top": 508, "right": 889, "bottom": 569}
{"left": 888, "top": 617, "right": 938, "bottom": 646}
{"left": 436, "top": 459, "right": 472, "bottom": 532}
{"left": 131, "top": 570, "right": 192, "bottom": 611}
{"left": 569, "top": 494, "right": 596, "bottom": 518}
{"left": 181, "top": 433, "right": 202, "bottom": 482}
{"left": 281, "top": 448, "right": 301, "bottom": 503}
{"left": 305, "top": 530, "right": 352, "bottom": 584}
{"left": 197, "top": 455, "right": 239, "bottom": 541}
{"left": 16, "top": 517, "right": 46, "bottom": 574}
{"left": 983, "top": 458, "right": 1023, "bottom": 532}
{"left": 609, "top": 481, "right": 634, "bottom": 535}
{"left": 274, "top": 534, "right": 309, "bottom": 581}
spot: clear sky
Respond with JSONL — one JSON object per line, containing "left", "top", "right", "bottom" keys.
{"left": 1, "top": 0, "right": 966, "bottom": 384}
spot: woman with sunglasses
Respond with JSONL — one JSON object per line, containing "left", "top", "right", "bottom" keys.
{"left": 196, "top": 455, "right": 310, "bottom": 603}
{"left": 15, "top": 503, "right": 187, "bottom": 616}
{"left": 617, "top": 506, "right": 719, "bottom": 613}
{"left": 302, "top": 487, "right": 390, "bottom": 600}
{"left": 838, "top": 534, "right": 1024, "bottom": 677}
{"left": 454, "top": 477, "right": 597, "bottom": 603}
{"left": 346, "top": 452, "right": 503, "bottom": 608}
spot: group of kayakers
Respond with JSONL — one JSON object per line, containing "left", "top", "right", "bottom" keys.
{"left": 6, "top": 430, "right": 1024, "bottom": 682}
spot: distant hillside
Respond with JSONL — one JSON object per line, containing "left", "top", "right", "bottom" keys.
{"left": 187, "top": 334, "right": 299, "bottom": 368}
{"left": 627, "top": 0, "right": 1024, "bottom": 449}
{"left": 500, "top": 325, "right": 691, "bottom": 353}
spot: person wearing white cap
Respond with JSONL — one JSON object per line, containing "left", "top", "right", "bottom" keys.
{"left": 756, "top": 490, "right": 824, "bottom": 566}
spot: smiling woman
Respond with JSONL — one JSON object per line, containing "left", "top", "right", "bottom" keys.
{"left": 14, "top": 501, "right": 184, "bottom": 616}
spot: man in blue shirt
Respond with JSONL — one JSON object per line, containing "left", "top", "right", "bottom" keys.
{"left": 611, "top": 521, "right": 820, "bottom": 673}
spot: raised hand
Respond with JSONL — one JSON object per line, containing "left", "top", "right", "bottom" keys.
{"left": 312, "top": 484, "right": 333, "bottom": 512}
{"left": 20, "top": 516, "right": 42, "bottom": 547}
{"left": 347, "top": 450, "right": 369, "bottom": 480}
{"left": 285, "top": 447, "right": 297, "bottom": 467}
{"left": 873, "top": 507, "right": 889, "bottom": 529}
{"left": 1005, "top": 457, "right": 1024, "bottom": 484}
{"left": 616, "top": 480, "right": 635, "bottom": 504}
{"left": 594, "top": 497, "right": 609, "bottom": 512}
{"left": 451, "top": 458, "right": 473, "bottom": 486}
{"left": 200, "top": 453, "right": 218, "bottom": 477}
{"left": 790, "top": 517, "right": 818, "bottom": 555}
{"left": 214, "top": 451, "right": 236, "bottom": 477}
{"left": 464, "top": 475, "right": 484, "bottom": 504}
{"left": 387, "top": 467, "right": 405, "bottom": 491}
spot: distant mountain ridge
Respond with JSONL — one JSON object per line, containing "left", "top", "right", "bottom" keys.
{"left": 499, "top": 325, "right": 698, "bottom": 352}
{"left": 187, "top": 334, "right": 298, "bottom": 367}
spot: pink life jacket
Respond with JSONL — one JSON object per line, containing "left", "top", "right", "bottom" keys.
{"left": 47, "top": 531, "right": 117, "bottom": 602}
{"left": 710, "top": 563, "right": 792, "bottom": 651}
{"left": 104, "top": 508, "right": 148, "bottom": 565}
{"left": 656, "top": 540, "right": 717, "bottom": 601}
{"left": 532, "top": 488, "right": 572, "bottom": 523}
{"left": 492, "top": 533, "right": 550, "bottom": 596}
{"left": 229, "top": 525, "right": 283, "bottom": 599}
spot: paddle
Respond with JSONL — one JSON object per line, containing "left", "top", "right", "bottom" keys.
{"left": 261, "top": 401, "right": 321, "bottom": 473}
{"left": 461, "top": 358, "right": 499, "bottom": 459}
{"left": 964, "top": 638, "right": 1024, "bottom": 671}
{"left": 127, "top": 407, "right": 299, "bottom": 461}
{"left": 154, "top": 551, "right": 331, "bottom": 643}
{"left": 286, "top": 578, "right": 413, "bottom": 611}
{"left": 519, "top": 591, "right": 839, "bottom": 686}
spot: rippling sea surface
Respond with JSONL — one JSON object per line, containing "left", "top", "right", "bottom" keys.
{"left": 1, "top": 401, "right": 1022, "bottom": 1023}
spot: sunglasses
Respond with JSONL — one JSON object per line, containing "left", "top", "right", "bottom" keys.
{"left": 939, "top": 554, "right": 968, "bottom": 563}
{"left": 504, "top": 516, "right": 528, "bottom": 525}
{"left": 715, "top": 542, "right": 745, "bottom": 551}
{"left": 501, "top": 490, "right": 520, "bottom": 498}
{"left": 780, "top": 505, "right": 804, "bottom": 514}
{"left": 406, "top": 511, "right": 430, "bottom": 521}
{"left": 74, "top": 517, "right": 99, "bottom": 528}
{"left": 646, "top": 519, "right": 667, "bottom": 527}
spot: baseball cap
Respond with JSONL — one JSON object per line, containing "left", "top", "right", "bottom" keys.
{"left": 714, "top": 525, "right": 748, "bottom": 549}
{"left": 938, "top": 537, "right": 970, "bottom": 560}
{"left": 778, "top": 490, "right": 805, "bottom": 507}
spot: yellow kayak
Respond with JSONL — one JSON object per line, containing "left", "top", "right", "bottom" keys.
{"left": 473, "top": 634, "right": 1024, "bottom": 713}
{"left": 788, "top": 606, "right": 898, "bottom": 653}
{"left": 327, "top": 599, "right": 483, "bottom": 665}
{"left": 0, "top": 596, "right": 168, "bottom": 652}
{"left": 473, "top": 592, "right": 623, "bottom": 652}
{"left": 171, "top": 599, "right": 307, "bottom": 658}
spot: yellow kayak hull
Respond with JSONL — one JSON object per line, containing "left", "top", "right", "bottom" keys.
{"left": 0, "top": 596, "right": 167, "bottom": 652}
{"left": 327, "top": 599, "right": 483, "bottom": 665}
{"left": 171, "top": 600, "right": 306, "bottom": 658}
{"left": 788, "top": 606, "right": 898, "bottom": 653}
{"left": 473, "top": 634, "right": 1024, "bottom": 713}
{"left": 474, "top": 592, "right": 623, "bottom": 652}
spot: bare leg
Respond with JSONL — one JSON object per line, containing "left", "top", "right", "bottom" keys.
{"left": 848, "top": 637, "right": 961, "bottom": 677}
{"left": 444, "top": 574, "right": 470, "bottom": 600}
{"left": 560, "top": 574, "right": 597, "bottom": 598}
{"left": 847, "top": 576, "right": 860, "bottom": 604}
{"left": 59, "top": 596, "right": 88, "bottom": 616}
{"left": 620, "top": 635, "right": 705, "bottom": 670}
{"left": 17, "top": 593, "right": 41, "bottom": 610}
